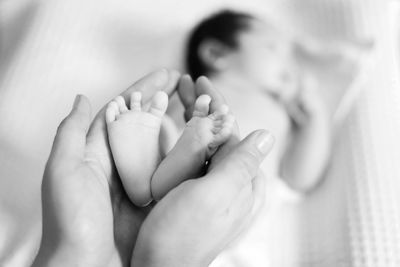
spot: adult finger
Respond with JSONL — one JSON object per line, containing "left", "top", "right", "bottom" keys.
{"left": 251, "top": 171, "right": 266, "bottom": 216}
{"left": 225, "top": 182, "right": 254, "bottom": 239}
{"left": 195, "top": 77, "right": 226, "bottom": 113}
{"left": 177, "top": 75, "right": 230, "bottom": 123}
{"left": 50, "top": 95, "right": 91, "bottom": 165}
{"left": 228, "top": 182, "right": 254, "bottom": 220}
{"left": 123, "top": 69, "right": 180, "bottom": 105}
{"left": 177, "top": 75, "right": 196, "bottom": 108}
{"left": 226, "top": 171, "right": 266, "bottom": 234}
{"left": 206, "top": 130, "right": 274, "bottom": 202}
{"left": 177, "top": 75, "right": 196, "bottom": 121}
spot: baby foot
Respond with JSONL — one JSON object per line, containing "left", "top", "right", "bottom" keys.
{"left": 151, "top": 94, "right": 235, "bottom": 200}
{"left": 106, "top": 91, "right": 168, "bottom": 206}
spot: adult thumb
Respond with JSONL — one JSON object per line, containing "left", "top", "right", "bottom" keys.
{"left": 51, "top": 95, "right": 92, "bottom": 163}
{"left": 207, "top": 130, "right": 274, "bottom": 196}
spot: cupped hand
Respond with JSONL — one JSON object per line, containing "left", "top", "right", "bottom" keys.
{"left": 33, "top": 69, "right": 273, "bottom": 267}
{"left": 132, "top": 130, "right": 273, "bottom": 267}
{"left": 132, "top": 76, "right": 274, "bottom": 267}
{"left": 33, "top": 69, "right": 181, "bottom": 267}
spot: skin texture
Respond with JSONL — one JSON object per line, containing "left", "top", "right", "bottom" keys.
{"left": 151, "top": 95, "right": 235, "bottom": 200}
{"left": 32, "top": 70, "right": 274, "bottom": 267}
{"left": 33, "top": 70, "right": 181, "bottom": 267}
{"left": 133, "top": 75, "right": 274, "bottom": 267}
{"left": 106, "top": 92, "right": 169, "bottom": 206}
{"left": 133, "top": 130, "right": 273, "bottom": 267}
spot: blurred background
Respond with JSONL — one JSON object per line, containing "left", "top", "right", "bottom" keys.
{"left": 1, "top": 0, "right": 400, "bottom": 266}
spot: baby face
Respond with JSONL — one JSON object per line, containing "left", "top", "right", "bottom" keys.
{"left": 229, "top": 19, "right": 297, "bottom": 97}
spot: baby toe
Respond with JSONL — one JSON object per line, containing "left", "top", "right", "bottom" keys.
{"left": 114, "top": 96, "right": 128, "bottom": 113}
{"left": 209, "top": 104, "right": 229, "bottom": 120}
{"left": 210, "top": 114, "right": 235, "bottom": 144}
{"left": 106, "top": 101, "right": 120, "bottom": 123}
{"left": 192, "top": 94, "right": 211, "bottom": 118}
{"left": 222, "top": 114, "right": 235, "bottom": 127}
{"left": 213, "top": 119, "right": 224, "bottom": 128}
{"left": 130, "top": 91, "right": 142, "bottom": 111}
{"left": 149, "top": 91, "right": 168, "bottom": 118}
{"left": 213, "top": 127, "right": 232, "bottom": 144}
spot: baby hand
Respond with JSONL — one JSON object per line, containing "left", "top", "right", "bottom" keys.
{"left": 285, "top": 74, "right": 328, "bottom": 127}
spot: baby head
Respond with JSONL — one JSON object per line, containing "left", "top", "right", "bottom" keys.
{"left": 186, "top": 10, "right": 296, "bottom": 96}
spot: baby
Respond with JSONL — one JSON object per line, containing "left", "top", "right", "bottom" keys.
{"left": 180, "top": 10, "right": 332, "bottom": 267}
{"left": 105, "top": 88, "right": 235, "bottom": 206}
{"left": 184, "top": 10, "right": 332, "bottom": 193}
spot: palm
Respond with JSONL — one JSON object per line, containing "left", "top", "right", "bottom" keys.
{"left": 43, "top": 164, "right": 114, "bottom": 258}
{"left": 35, "top": 70, "right": 180, "bottom": 267}
{"left": 51, "top": 71, "right": 231, "bottom": 265}
{"left": 40, "top": 155, "right": 145, "bottom": 266}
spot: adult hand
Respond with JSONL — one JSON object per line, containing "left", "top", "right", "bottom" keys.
{"left": 132, "top": 130, "right": 273, "bottom": 267}
{"left": 33, "top": 69, "right": 273, "bottom": 267}
{"left": 33, "top": 69, "right": 181, "bottom": 267}
{"left": 132, "top": 76, "right": 274, "bottom": 267}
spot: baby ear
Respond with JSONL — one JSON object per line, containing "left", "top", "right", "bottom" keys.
{"left": 198, "top": 39, "right": 231, "bottom": 71}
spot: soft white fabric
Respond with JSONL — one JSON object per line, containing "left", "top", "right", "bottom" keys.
{"left": 272, "top": 2, "right": 400, "bottom": 267}
{"left": 1, "top": 0, "right": 399, "bottom": 266}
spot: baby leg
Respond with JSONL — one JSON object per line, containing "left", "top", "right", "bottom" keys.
{"left": 151, "top": 95, "right": 235, "bottom": 200}
{"left": 106, "top": 91, "right": 168, "bottom": 206}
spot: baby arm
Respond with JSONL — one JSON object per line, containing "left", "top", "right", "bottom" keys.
{"left": 281, "top": 85, "right": 332, "bottom": 193}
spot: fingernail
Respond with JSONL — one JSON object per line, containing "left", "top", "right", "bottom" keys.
{"left": 256, "top": 131, "right": 275, "bottom": 155}
{"left": 182, "top": 74, "right": 192, "bottom": 80}
{"left": 73, "top": 95, "right": 81, "bottom": 109}
{"left": 196, "top": 76, "right": 210, "bottom": 84}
